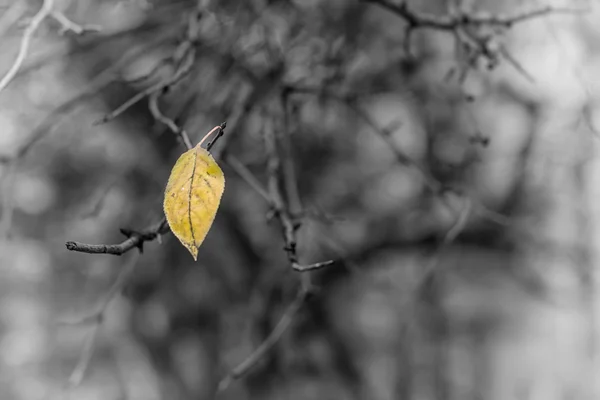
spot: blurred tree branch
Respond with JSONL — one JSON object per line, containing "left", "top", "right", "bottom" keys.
{"left": 264, "top": 122, "right": 335, "bottom": 273}
{"left": 93, "top": 11, "right": 201, "bottom": 125}
{"left": 0, "top": 0, "right": 54, "bottom": 93}
{"left": 364, "top": 0, "right": 585, "bottom": 82}
{"left": 0, "top": 0, "right": 99, "bottom": 93}
{"left": 217, "top": 287, "right": 308, "bottom": 392}
{"left": 364, "top": 0, "right": 582, "bottom": 29}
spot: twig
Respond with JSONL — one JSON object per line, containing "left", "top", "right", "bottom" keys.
{"left": 217, "top": 286, "right": 308, "bottom": 392}
{"left": 0, "top": 0, "right": 54, "bottom": 93}
{"left": 364, "top": 0, "right": 584, "bottom": 83}
{"left": 364, "top": 0, "right": 584, "bottom": 30}
{"left": 122, "top": 56, "right": 172, "bottom": 84}
{"left": 417, "top": 196, "right": 472, "bottom": 288}
{"left": 498, "top": 44, "right": 535, "bottom": 83}
{"left": 93, "top": 59, "right": 192, "bottom": 125}
{"left": 0, "top": 0, "right": 99, "bottom": 95}
{"left": 347, "top": 101, "right": 442, "bottom": 194}
{"left": 65, "top": 218, "right": 169, "bottom": 255}
{"left": 224, "top": 132, "right": 336, "bottom": 273}
{"left": 202, "top": 123, "right": 226, "bottom": 150}
{"left": 211, "top": 63, "right": 286, "bottom": 160}
{"left": 0, "top": 48, "right": 150, "bottom": 240}
{"left": 148, "top": 91, "right": 193, "bottom": 150}
{"left": 224, "top": 155, "right": 272, "bottom": 203}
{"left": 65, "top": 252, "right": 140, "bottom": 389}
{"left": 216, "top": 107, "right": 333, "bottom": 393}
{"left": 51, "top": 11, "right": 102, "bottom": 35}
{"left": 93, "top": 11, "right": 202, "bottom": 125}
{"left": 472, "top": 5, "right": 586, "bottom": 26}
{"left": 264, "top": 123, "right": 334, "bottom": 272}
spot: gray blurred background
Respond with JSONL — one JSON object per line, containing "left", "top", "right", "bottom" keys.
{"left": 0, "top": 0, "right": 598, "bottom": 399}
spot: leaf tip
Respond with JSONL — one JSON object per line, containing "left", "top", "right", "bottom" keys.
{"left": 186, "top": 245, "right": 199, "bottom": 261}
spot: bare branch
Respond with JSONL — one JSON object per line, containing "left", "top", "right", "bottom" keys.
{"left": 65, "top": 218, "right": 169, "bottom": 255}
{"left": 148, "top": 91, "right": 193, "bottom": 150}
{"left": 204, "top": 123, "right": 226, "bottom": 152}
{"left": 92, "top": 58, "right": 192, "bottom": 125}
{"left": 417, "top": 196, "right": 472, "bottom": 287}
{"left": 217, "top": 105, "right": 335, "bottom": 392}
{"left": 0, "top": 0, "right": 54, "bottom": 93}
{"left": 346, "top": 101, "right": 442, "bottom": 194}
{"left": 217, "top": 286, "right": 308, "bottom": 392}
{"left": 498, "top": 44, "right": 535, "bottom": 83}
{"left": 93, "top": 12, "right": 202, "bottom": 125}
{"left": 0, "top": 0, "right": 101, "bottom": 94}
{"left": 364, "top": 0, "right": 584, "bottom": 84}
{"left": 364, "top": 0, "right": 584, "bottom": 30}
{"left": 224, "top": 155, "right": 272, "bottom": 203}
{"left": 264, "top": 123, "right": 335, "bottom": 273}
{"left": 468, "top": 5, "right": 586, "bottom": 27}
{"left": 211, "top": 64, "right": 286, "bottom": 160}
{"left": 51, "top": 11, "right": 102, "bottom": 35}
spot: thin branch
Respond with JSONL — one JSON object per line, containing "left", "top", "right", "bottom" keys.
{"left": 122, "top": 56, "right": 172, "bottom": 84}
{"left": 205, "top": 123, "right": 227, "bottom": 151}
{"left": 0, "top": 0, "right": 54, "bottom": 93}
{"left": 286, "top": 85, "right": 511, "bottom": 229}
{"left": 364, "top": 0, "right": 584, "bottom": 84}
{"left": 346, "top": 100, "right": 441, "bottom": 193}
{"left": 364, "top": 0, "right": 584, "bottom": 30}
{"left": 65, "top": 252, "right": 140, "bottom": 389}
{"left": 93, "top": 12, "right": 202, "bottom": 125}
{"left": 417, "top": 196, "right": 472, "bottom": 288}
{"left": 217, "top": 286, "right": 308, "bottom": 392}
{"left": 0, "top": 47, "right": 150, "bottom": 240}
{"left": 51, "top": 11, "right": 102, "bottom": 35}
{"left": 224, "top": 155, "right": 272, "bottom": 202}
{"left": 217, "top": 109, "right": 334, "bottom": 392}
{"left": 471, "top": 5, "right": 586, "bottom": 26}
{"left": 148, "top": 91, "right": 193, "bottom": 150}
{"left": 0, "top": 0, "right": 100, "bottom": 94}
{"left": 65, "top": 218, "right": 169, "bottom": 255}
{"left": 211, "top": 63, "right": 286, "bottom": 160}
{"left": 264, "top": 123, "right": 335, "bottom": 272}
{"left": 93, "top": 57, "right": 192, "bottom": 125}
{"left": 498, "top": 44, "right": 535, "bottom": 83}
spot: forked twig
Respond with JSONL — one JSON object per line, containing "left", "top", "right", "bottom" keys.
{"left": 264, "top": 124, "right": 335, "bottom": 272}
{"left": 0, "top": 0, "right": 54, "bottom": 93}
{"left": 0, "top": 0, "right": 100, "bottom": 94}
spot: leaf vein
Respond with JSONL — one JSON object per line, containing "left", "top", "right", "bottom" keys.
{"left": 187, "top": 150, "right": 198, "bottom": 246}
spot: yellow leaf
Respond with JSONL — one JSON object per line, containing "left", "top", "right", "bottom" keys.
{"left": 163, "top": 144, "right": 225, "bottom": 260}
